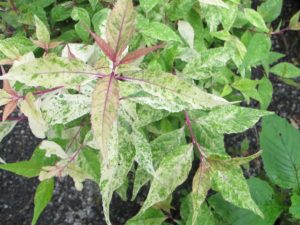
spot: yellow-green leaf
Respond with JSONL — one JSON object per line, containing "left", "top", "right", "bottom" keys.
{"left": 34, "top": 15, "right": 50, "bottom": 43}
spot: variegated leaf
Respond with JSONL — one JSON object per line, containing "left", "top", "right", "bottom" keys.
{"left": 34, "top": 15, "right": 50, "bottom": 44}
{"left": 39, "top": 140, "right": 68, "bottom": 159}
{"left": 91, "top": 76, "right": 119, "bottom": 163}
{"left": 1, "top": 55, "right": 97, "bottom": 89}
{"left": 0, "top": 89, "right": 11, "bottom": 106}
{"left": 121, "top": 70, "right": 228, "bottom": 112}
{"left": 0, "top": 120, "right": 17, "bottom": 143}
{"left": 139, "top": 144, "right": 193, "bottom": 214}
{"left": 106, "top": 0, "right": 136, "bottom": 57}
{"left": 19, "top": 93, "right": 48, "bottom": 139}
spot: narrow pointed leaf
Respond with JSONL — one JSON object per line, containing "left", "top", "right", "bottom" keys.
{"left": 0, "top": 121, "right": 17, "bottom": 143}
{"left": 270, "top": 62, "right": 300, "bottom": 78}
{"left": 119, "top": 44, "right": 164, "bottom": 65}
{"left": 125, "top": 208, "right": 166, "bottom": 225}
{"left": 121, "top": 70, "right": 228, "bottom": 112}
{"left": 1, "top": 55, "right": 97, "bottom": 89}
{"left": 244, "top": 8, "right": 269, "bottom": 32}
{"left": 2, "top": 100, "right": 18, "bottom": 121}
{"left": 106, "top": 0, "right": 136, "bottom": 56}
{"left": 91, "top": 75, "right": 119, "bottom": 162}
{"left": 31, "top": 178, "right": 54, "bottom": 225}
{"left": 0, "top": 89, "right": 11, "bottom": 106}
{"left": 34, "top": 15, "right": 50, "bottom": 44}
{"left": 139, "top": 144, "right": 193, "bottom": 214}
{"left": 20, "top": 93, "right": 48, "bottom": 139}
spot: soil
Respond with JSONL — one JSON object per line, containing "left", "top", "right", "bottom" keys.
{"left": 0, "top": 0, "right": 300, "bottom": 225}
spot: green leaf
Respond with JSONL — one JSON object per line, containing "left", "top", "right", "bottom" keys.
{"left": 0, "top": 147, "right": 56, "bottom": 177}
{"left": 121, "top": 70, "right": 228, "bottom": 112}
{"left": 0, "top": 89, "right": 11, "bottom": 107}
{"left": 92, "top": 8, "right": 110, "bottom": 36}
{"left": 258, "top": 77, "right": 273, "bottom": 110}
{"left": 106, "top": 0, "right": 135, "bottom": 56}
{"left": 289, "top": 11, "right": 300, "bottom": 30}
{"left": 100, "top": 126, "right": 135, "bottom": 225}
{"left": 261, "top": 115, "right": 300, "bottom": 190}
{"left": 257, "top": 0, "right": 283, "bottom": 22}
{"left": 139, "top": 144, "right": 193, "bottom": 214}
{"left": 290, "top": 192, "right": 300, "bottom": 219}
{"left": 31, "top": 178, "right": 54, "bottom": 225}
{"left": 209, "top": 160, "right": 263, "bottom": 217}
{"left": 232, "top": 78, "right": 261, "bottom": 102}
{"left": 34, "top": 15, "right": 50, "bottom": 43}
{"left": 183, "top": 47, "right": 232, "bottom": 80}
{"left": 89, "top": 0, "right": 98, "bottom": 11}
{"left": 20, "top": 93, "right": 48, "bottom": 139}
{"left": 140, "top": 0, "right": 161, "bottom": 12}
{"left": 71, "top": 7, "right": 91, "bottom": 42}
{"left": 242, "top": 33, "right": 271, "bottom": 68}
{"left": 0, "top": 121, "right": 17, "bottom": 143}
{"left": 194, "top": 105, "right": 272, "bottom": 134}
{"left": 1, "top": 55, "right": 96, "bottom": 88}
{"left": 270, "top": 62, "right": 300, "bottom": 78}
{"left": 51, "top": 4, "right": 72, "bottom": 22}
{"left": 178, "top": 20, "right": 194, "bottom": 49}
{"left": 125, "top": 208, "right": 166, "bottom": 225}
{"left": 244, "top": 8, "right": 269, "bottom": 32}
{"left": 40, "top": 93, "right": 91, "bottom": 125}
{"left": 140, "top": 21, "right": 181, "bottom": 43}
{"left": 91, "top": 76, "right": 119, "bottom": 164}
{"left": 79, "top": 147, "right": 101, "bottom": 183}
{"left": 209, "top": 177, "right": 283, "bottom": 225}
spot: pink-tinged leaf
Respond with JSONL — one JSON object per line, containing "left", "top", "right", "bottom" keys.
{"left": 3, "top": 100, "right": 18, "bottom": 121}
{"left": 106, "top": 0, "right": 136, "bottom": 57}
{"left": 89, "top": 30, "right": 116, "bottom": 62}
{"left": 48, "top": 41, "right": 63, "bottom": 49}
{"left": 119, "top": 44, "right": 164, "bottom": 65}
{"left": 66, "top": 44, "right": 76, "bottom": 60}
{"left": 1, "top": 66, "right": 17, "bottom": 96}
{"left": 91, "top": 75, "right": 120, "bottom": 162}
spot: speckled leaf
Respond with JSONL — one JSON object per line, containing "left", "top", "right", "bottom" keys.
{"left": 34, "top": 15, "right": 50, "bottom": 43}
{"left": 140, "top": 0, "right": 161, "bottom": 12}
{"left": 20, "top": 93, "right": 48, "bottom": 139}
{"left": 1, "top": 55, "right": 97, "bottom": 88}
{"left": 122, "top": 70, "right": 228, "bottom": 112}
{"left": 140, "top": 21, "right": 181, "bottom": 43}
{"left": 135, "top": 104, "right": 169, "bottom": 128}
{"left": 131, "top": 128, "right": 155, "bottom": 175}
{"left": 261, "top": 115, "right": 300, "bottom": 190}
{"left": 132, "top": 128, "right": 186, "bottom": 200}
{"left": 139, "top": 144, "right": 193, "bottom": 214}
{"left": 209, "top": 177, "right": 283, "bottom": 225}
{"left": 194, "top": 105, "right": 272, "bottom": 134}
{"left": 183, "top": 47, "right": 232, "bottom": 80}
{"left": 244, "top": 8, "right": 269, "bottom": 32}
{"left": 199, "top": 0, "right": 229, "bottom": 8}
{"left": 31, "top": 178, "right": 54, "bottom": 225}
{"left": 106, "top": 0, "right": 135, "bottom": 56}
{"left": 290, "top": 192, "right": 300, "bottom": 219}
{"left": 125, "top": 208, "right": 166, "bottom": 225}
{"left": 100, "top": 126, "right": 135, "bottom": 225}
{"left": 209, "top": 160, "right": 263, "bottom": 217}
{"left": 41, "top": 93, "right": 91, "bottom": 125}
{"left": 178, "top": 21, "right": 194, "bottom": 49}
{"left": 270, "top": 62, "right": 300, "bottom": 78}
{"left": 191, "top": 161, "right": 212, "bottom": 225}
{"left": 0, "top": 120, "right": 17, "bottom": 142}
{"left": 91, "top": 76, "right": 119, "bottom": 166}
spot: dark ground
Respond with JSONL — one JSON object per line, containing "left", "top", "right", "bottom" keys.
{"left": 0, "top": 0, "right": 300, "bottom": 225}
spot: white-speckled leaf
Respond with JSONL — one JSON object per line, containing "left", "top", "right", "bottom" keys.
{"left": 39, "top": 140, "right": 68, "bottom": 159}
{"left": 106, "top": 0, "right": 135, "bottom": 56}
{"left": 91, "top": 76, "right": 119, "bottom": 167}
{"left": 34, "top": 15, "right": 50, "bottom": 43}
{"left": 100, "top": 126, "right": 135, "bottom": 225}
{"left": 131, "top": 128, "right": 155, "bottom": 175}
{"left": 210, "top": 160, "right": 263, "bottom": 217}
{"left": 19, "top": 93, "right": 48, "bottom": 139}
{"left": 178, "top": 21, "right": 194, "bottom": 49}
{"left": 191, "top": 161, "right": 211, "bottom": 225}
{"left": 122, "top": 70, "right": 228, "bottom": 112}
{"left": 135, "top": 104, "right": 169, "bottom": 128}
{"left": 1, "top": 55, "right": 97, "bottom": 89}
{"left": 61, "top": 44, "right": 100, "bottom": 65}
{"left": 41, "top": 93, "right": 91, "bottom": 125}
{"left": 194, "top": 105, "right": 272, "bottom": 134}
{"left": 139, "top": 144, "right": 193, "bottom": 214}
{"left": 199, "top": 0, "right": 229, "bottom": 8}
{"left": 0, "top": 121, "right": 17, "bottom": 143}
